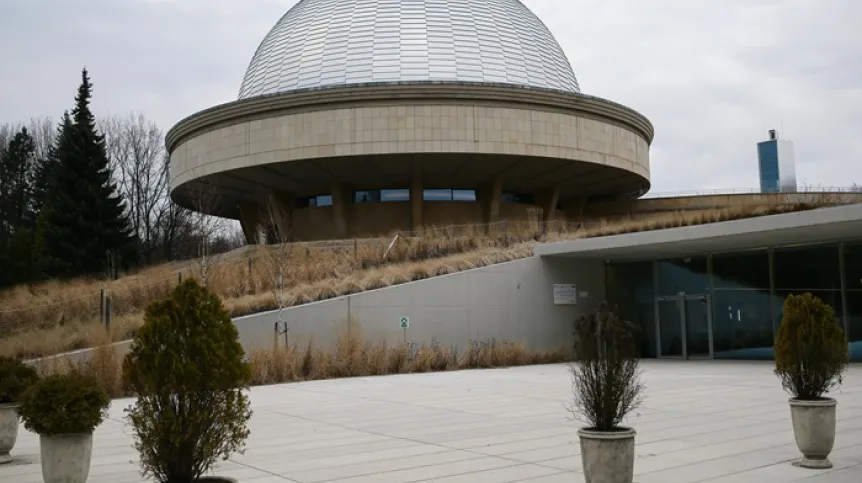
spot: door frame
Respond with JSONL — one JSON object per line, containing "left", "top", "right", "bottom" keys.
{"left": 655, "top": 292, "right": 714, "bottom": 359}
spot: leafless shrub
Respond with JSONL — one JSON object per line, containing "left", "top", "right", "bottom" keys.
{"left": 568, "top": 302, "right": 644, "bottom": 431}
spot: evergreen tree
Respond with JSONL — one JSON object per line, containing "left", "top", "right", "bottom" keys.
{"left": 35, "top": 69, "right": 133, "bottom": 278}
{"left": 0, "top": 127, "right": 37, "bottom": 285}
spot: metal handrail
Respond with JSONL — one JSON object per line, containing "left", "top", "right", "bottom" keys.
{"left": 640, "top": 186, "right": 862, "bottom": 199}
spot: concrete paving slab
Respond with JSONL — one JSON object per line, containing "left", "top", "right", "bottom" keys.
{"left": 1, "top": 361, "right": 861, "bottom": 483}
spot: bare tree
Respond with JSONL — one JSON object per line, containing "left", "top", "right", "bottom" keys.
{"left": 261, "top": 195, "right": 294, "bottom": 347}
{"left": 27, "top": 117, "right": 55, "bottom": 163}
{"left": 185, "top": 185, "right": 228, "bottom": 287}
{"left": 101, "top": 113, "right": 173, "bottom": 265}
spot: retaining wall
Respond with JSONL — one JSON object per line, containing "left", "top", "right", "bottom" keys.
{"left": 33, "top": 255, "right": 606, "bottom": 366}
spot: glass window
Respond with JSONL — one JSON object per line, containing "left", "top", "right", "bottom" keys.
{"left": 843, "top": 242, "right": 862, "bottom": 361}
{"left": 381, "top": 189, "right": 409, "bottom": 202}
{"left": 774, "top": 244, "right": 841, "bottom": 291}
{"left": 758, "top": 142, "right": 780, "bottom": 193}
{"left": 311, "top": 195, "right": 332, "bottom": 207}
{"left": 711, "top": 249, "right": 773, "bottom": 359}
{"left": 656, "top": 257, "right": 708, "bottom": 296}
{"left": 712, "top": 289, "right": 774, "bottom": 359}
{"left": 606, "top": 262, "right": 656, "bottom": 358}
{"left": 354, "top": 190, "right": 381, "bottom": 203}
{"left": 452, "top": 189, "right": 477, "bottom": 201}
{"left": 424, "top": 189, "right": 452, "bottom": 201}
{"left": 772, "top": 243, "right": 843, "bottom": 355}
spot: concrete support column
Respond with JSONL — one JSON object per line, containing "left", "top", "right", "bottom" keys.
{"left": 238, "top": 201, "right": 263, "bottom": 245}
{"left": 266, "top": 191, "right": 295, "bottom": 242}
{"left": 481, "top": 176, "right": 503, "bottom": 233}
{"left": 411, "top": 172, "right": 423, "bottom": 233}
{"left": 535, "top": 185, "right": 561, "bottom": 224}
{"left": 330, "top": 182, "right": 351, "bottom": 238}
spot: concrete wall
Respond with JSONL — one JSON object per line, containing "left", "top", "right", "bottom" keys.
{"left": 232, "top": 256, "right": 605, "bottom": 353}
{"left": 33, "top": 255, "right": 606, "bottom": 366}
{"left": 169, "top": 103, "right": 650, "bottom": 194}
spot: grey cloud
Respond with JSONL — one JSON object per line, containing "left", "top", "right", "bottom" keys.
{"left": 1, "top": 0, "right": 859, "bottom": 192}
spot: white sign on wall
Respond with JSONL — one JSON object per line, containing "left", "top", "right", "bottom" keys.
{"left": 553, "top": 284, "right": 578, "bottom": 305}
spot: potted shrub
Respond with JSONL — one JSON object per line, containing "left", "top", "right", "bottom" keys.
{"left": 0, "top": 357, "right": 39, "bottom": 464}
{"left": 17, "top": 373, "right": 110, "bottom": 483}
{"left": 123, "top": 278, "right": 252, "bottom": 483}
{"left": 774, "top": 293, "right": 849, "bottom": 469}
{"left": 569, "top": 302, "right": 644, "bottom": 483}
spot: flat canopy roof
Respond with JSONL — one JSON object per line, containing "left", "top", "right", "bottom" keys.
{"left": 535, "top": 203, "right": 862, "bottom": 261}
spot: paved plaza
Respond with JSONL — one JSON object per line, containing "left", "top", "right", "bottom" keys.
{"left": 2, "top": 361, "right": 861, "bottom": 483}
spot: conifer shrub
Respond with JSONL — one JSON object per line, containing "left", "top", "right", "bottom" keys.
{"left": 17, "top": 373, "right": 109, "bottom": 435}
{"left": 569, "top": 302, "right": 644, "bottom": 431}
{"left": 122, "top": 278, "right": 252, "bottom": 483}
{"left": 774, "top": 293, "right": 848, "bottom": 400}
{"left": 0, "top": 356, "right": 39, "bottom": 405}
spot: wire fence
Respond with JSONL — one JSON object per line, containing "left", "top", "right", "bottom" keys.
{"left": 640, "top": 186, "right": 862, "bottom": 199}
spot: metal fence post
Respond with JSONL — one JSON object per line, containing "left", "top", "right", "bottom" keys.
{"left": 105, "top": 296, "right": 112, "bottom": 332}
{"left": 99, "top": 289, "right": 105, "bottom": 324}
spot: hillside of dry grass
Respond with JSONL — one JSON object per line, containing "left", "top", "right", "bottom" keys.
{"left": 0, "top": 201, "right": 844, "bottom": 360}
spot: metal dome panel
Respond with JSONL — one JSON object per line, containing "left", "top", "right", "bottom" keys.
{"left": 238, "top": 0, "right": 580, "bottom": 99}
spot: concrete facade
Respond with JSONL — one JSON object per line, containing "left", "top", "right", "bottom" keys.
{"left": 35, "top": 256, "right": 605, "bottom": 367}
{"left": 233, "top": 256, "right": 605, "bottom": 353}
{"left": 166, "top": 84, "right": 653, "bottom": 242}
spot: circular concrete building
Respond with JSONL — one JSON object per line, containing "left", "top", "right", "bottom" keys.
{"left": 166, "top": 0, "right": 654, "bottom": 243}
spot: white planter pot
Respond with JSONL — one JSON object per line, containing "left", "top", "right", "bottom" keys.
{"left": 197, "top": 478, "right": 239, "bottom": 482}
{"left": 578, "top": 427, "right": 636, "bottom": 483}
{"left": 0, "top": 404, "right": 20, "bottom": 464}
{"left": 40, "top": 433, "right": 93, "bottom": 483}
{"left": 789, "top": 398, "right": 837, "bottom": 469}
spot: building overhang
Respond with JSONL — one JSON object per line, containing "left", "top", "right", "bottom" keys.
{"left": 535, "top": 204, "right": 862, "bottom": 262}
{"left": 165, "top": 82, "right": 654, "bottom": 219}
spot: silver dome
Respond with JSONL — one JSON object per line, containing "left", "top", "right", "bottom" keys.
{"left": 238, "top": 0, "right": 580, "bottom": 99}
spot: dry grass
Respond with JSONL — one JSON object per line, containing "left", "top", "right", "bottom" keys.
{"left": 1, "top": 200, "right": 846, "bottom": 360}
{"left": 31, "top": 322, "right": 566, "bottom": 399}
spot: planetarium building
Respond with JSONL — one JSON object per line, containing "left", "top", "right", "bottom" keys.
{"left": 166, "top": 0, "right": 654, "bottom": 243}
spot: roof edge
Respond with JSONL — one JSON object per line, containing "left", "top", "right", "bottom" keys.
{"left": 166, "top": 82, "right": 654, "bottom": 153}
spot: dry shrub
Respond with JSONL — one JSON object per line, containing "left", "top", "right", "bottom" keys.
{"left": 29, "top": 343, "right": 129, "bottom": 399}
{"left": 249, "top": 346, "right": 299, "bottom": 386}
{"left": 38, "top": 334, "right": 566, "bottom": 397}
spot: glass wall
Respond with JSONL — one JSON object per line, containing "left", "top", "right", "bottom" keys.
{"left": 758, "top": 141, "right": 779, "bottom": 193}
{"left": 772, "top": 244, "right": 842, "bottom": 332}
{"left": 656, "top": 257, "right": 708, "bottom": 296}
{"left": 844, "top": 243, "right": 862, "bottom": 361}
{"left": 607, "top": 262, "right": 655, "bottom": 358}
{"left": 711, "top": 250, "right": 773, "bottom": 359}
{"left": 607, "top": 241, "right": 859, "bottom": 361}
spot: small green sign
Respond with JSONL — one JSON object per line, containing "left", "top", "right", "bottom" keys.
{"left": 399, "top": 316, "right": 410, "bottom": 329}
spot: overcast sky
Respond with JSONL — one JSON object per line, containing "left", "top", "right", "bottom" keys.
{"left": 1, "top": 0, "right": 860, "bottom": 192}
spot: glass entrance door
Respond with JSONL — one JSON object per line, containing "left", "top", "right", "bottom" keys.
{"left": 656, "top": 294, "right": 713, "bottom": 359}
{"left": 684, "top": 296, "right": 712, "bottom": 358}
